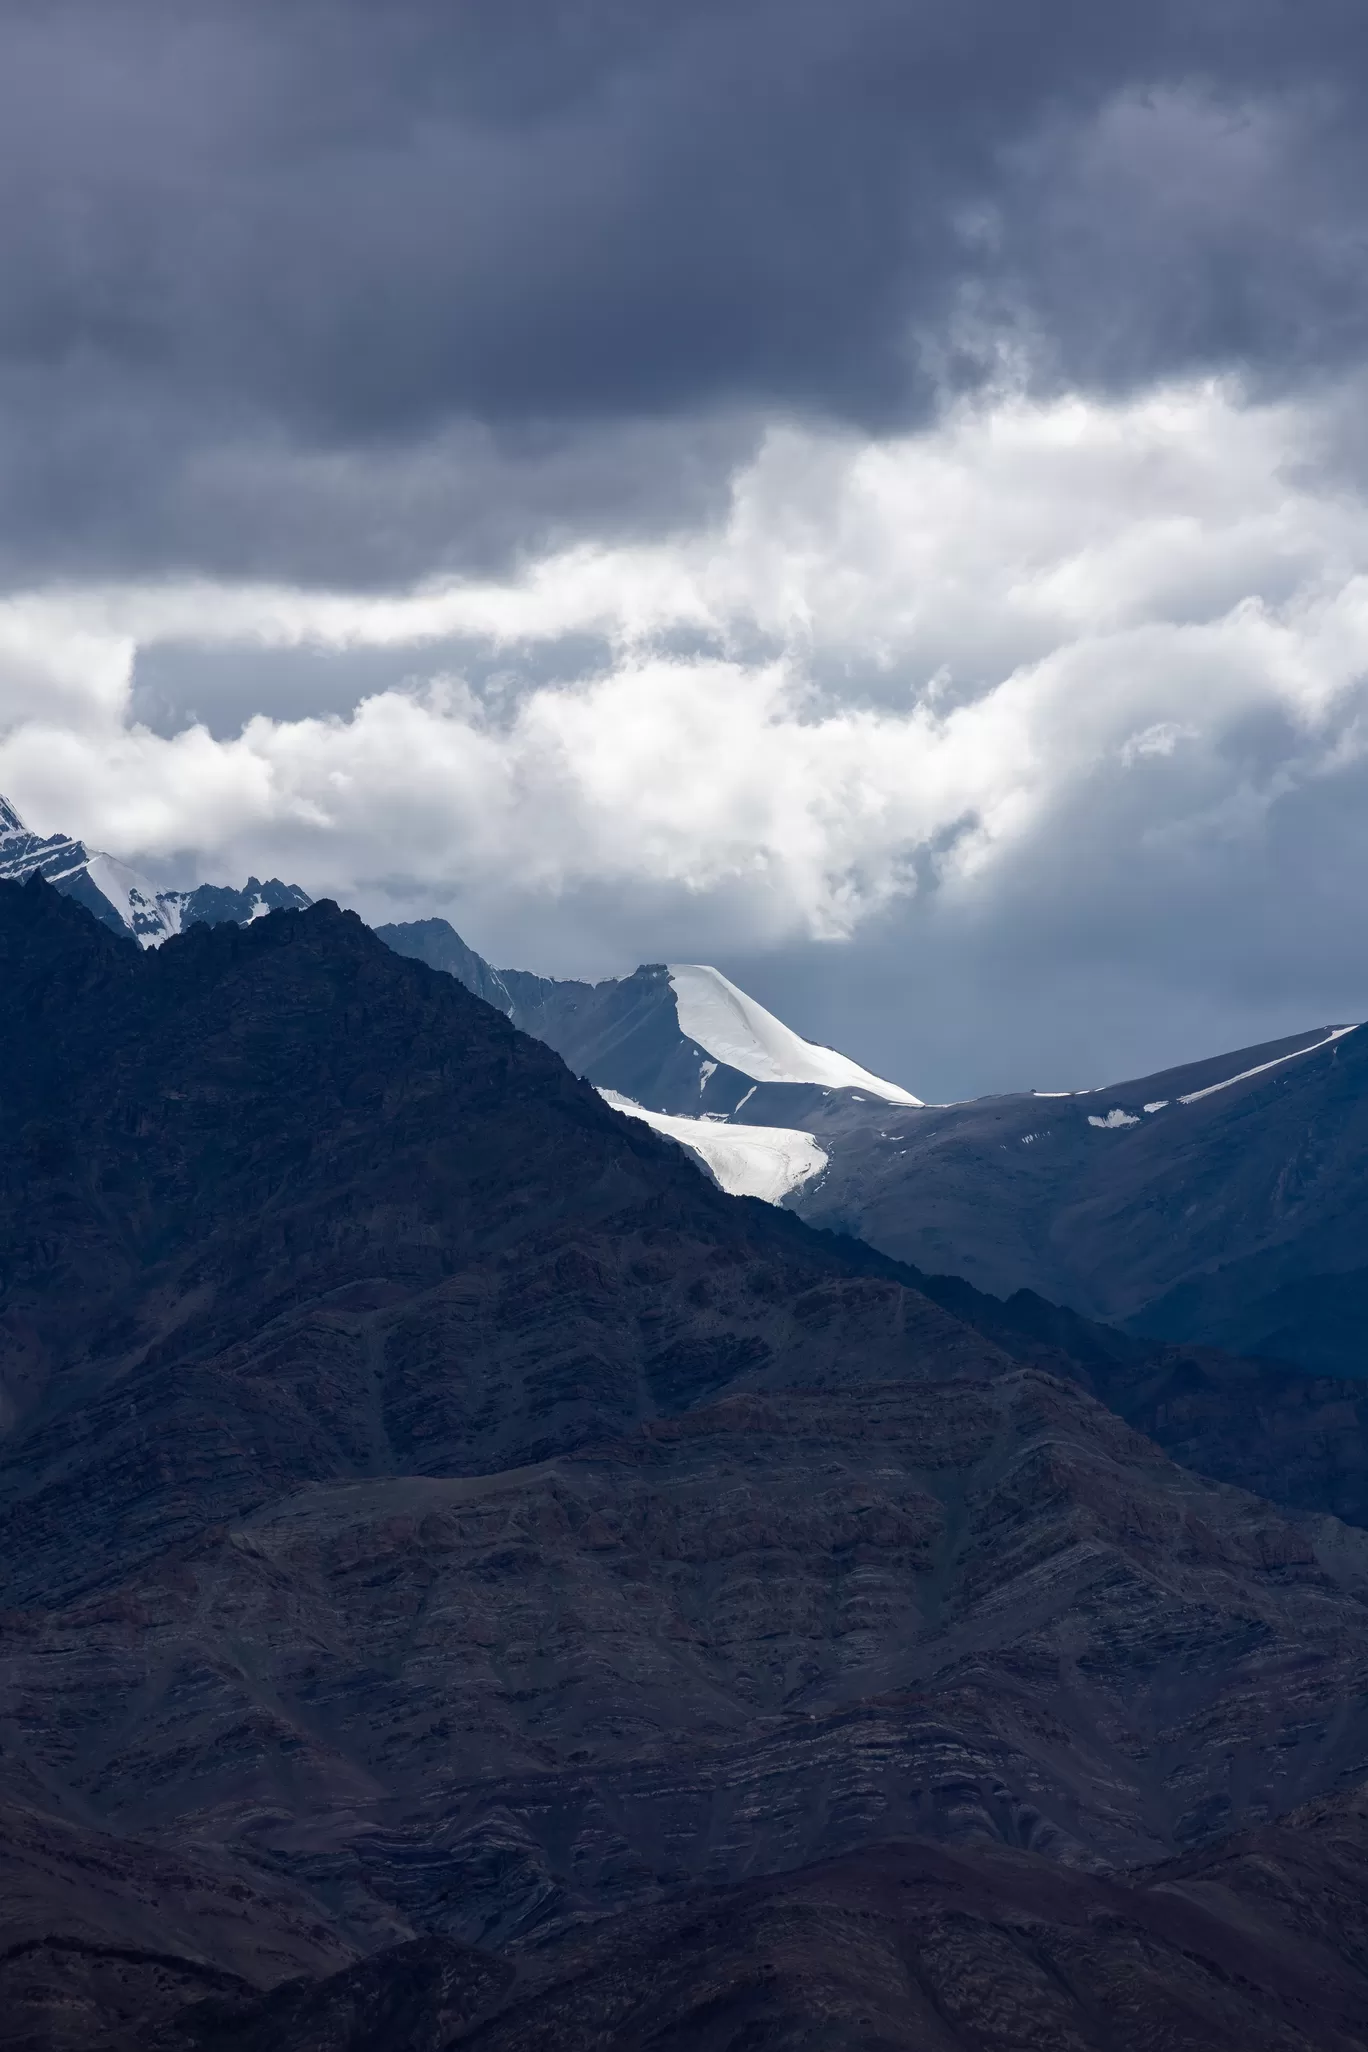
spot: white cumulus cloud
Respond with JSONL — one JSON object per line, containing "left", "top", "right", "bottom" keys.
{"left": 3, "top": 373, "right": 1368, "bottom": 973}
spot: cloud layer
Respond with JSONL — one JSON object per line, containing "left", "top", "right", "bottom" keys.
{"left": 4, "top": 2, "right": 1368, "bottom": 585}
{"left": 6, "top": 3, "right": 1368, "bottom": 1094}
{"left": 5, "top": 373, "right": 1368, "bottom": 1091}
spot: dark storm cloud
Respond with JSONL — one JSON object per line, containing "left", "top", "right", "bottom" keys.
{"left": 3, "top": 0, "right": 1368, "bottom": 585}
{"left": 726, "top": 712, "right": 1368, "bottom": 1105}
{"left": 129, "top": 628, "right": 617, "bottom": 738}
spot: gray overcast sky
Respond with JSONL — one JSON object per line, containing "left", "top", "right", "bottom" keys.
{"left": 3, "top": 0, "right": 1368, "bottom": 1098}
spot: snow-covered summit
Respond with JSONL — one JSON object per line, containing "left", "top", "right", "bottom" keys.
{"left": 0, "top": 793, "right": 310, "bottom": 945}
{"left": 381, "top": 920, "right": 925, "bottom": 1123}
{"left": 667, "top": 964, "right": 922, "bottom": 1106}
{"left": 0, "top": 796, "right": 95, "bottom": 892}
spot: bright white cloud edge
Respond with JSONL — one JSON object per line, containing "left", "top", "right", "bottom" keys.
{"left": 2, "top": 373, "right": 1367, "bottom": 965}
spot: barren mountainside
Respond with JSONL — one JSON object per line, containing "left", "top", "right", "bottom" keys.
{"left": 5, "top": 877, "right": 1368, "bottom": 2048}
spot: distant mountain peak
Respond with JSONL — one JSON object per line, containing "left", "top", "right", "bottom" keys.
{"left": 377, "top": 919, "right": 925, "bottom": 1161}
{"left": 666, "top": 962, "right": 922, "bottom": 1105}
{"left": 0, "top": 791, "right": 310, "bottom": 946}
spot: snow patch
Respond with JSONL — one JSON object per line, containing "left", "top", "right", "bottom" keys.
{"left": 600, "top": 1089, "right": 828, "bottom": 1203}
{"left": 1143, "top": 1100, "right": 1169, "bottom": 1114}
{"left": 667, "top": 964, "right": 922, "bottom": 1105}
{"left": 1177, "top": 1027, "right": 1359, "bottom": 1104}
{"left": 84, "top": 854, "right": 185, "bottom": 947}
{"left": 1088, "top": 1108, "right": 1141, "bottom": 1129}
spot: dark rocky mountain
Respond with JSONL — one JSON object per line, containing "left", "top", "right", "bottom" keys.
{"left": 0, "top": 1798, "right": 352, "bottom": 2050}
{"left": 0, "top": 791, "right": 309, "bottom": 946}
{"left": 864, "top": 1266, "right": 1368, "bottom": 1533}
{"left": 18, "top": 1795, "right": 1368, "bottom": 2048}
{"left": 374, "top": 916, "right": 518, "bottom": 1014}
{"left": 787, "top": 1021, "right": 1368, "bottom": 1376}
{"left": 8, "top": 876, "right": 1368, "bottom": 2047}
{"left": 130, "top": 1790, "right": 1368, "bottom": 2051}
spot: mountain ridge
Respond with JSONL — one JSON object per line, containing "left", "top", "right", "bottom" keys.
{"left": 376, "top": 921, "right": 921, "bottom": 1115}
{"left": 0, "top": 791, "right": 310, "bottom": 946}
{"left": 26, "top": 846, "right": 1362, "bottom": 1374}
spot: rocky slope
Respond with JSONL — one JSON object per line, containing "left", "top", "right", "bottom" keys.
{"left": 890, "top": 1272, "right": 1368, "bottom": 1532}
{"left": 0, "top": 1799, "right": 350, "bottom": 2051}
{"left": 786, "top": 1022, "right": 1368, "bottom": 1376}
{"left": 138, "top": 1788, "right": 1368, "bottom": 2051}
{"left": 24, "top": 1792, "right": 1368, "bottom": 2048}
{"left": 7, "top": 878, "right": 1368, "bottom": 2047}
{"left": 0, "top": 880, "right": 994, "bottom": 1600}
{"left": 12, "top": 1365, "right": 1368, "bottom": 1935}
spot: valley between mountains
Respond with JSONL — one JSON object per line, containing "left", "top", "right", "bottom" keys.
{"left": 6, "top": 876, "right": 1368, "bottom": 2047}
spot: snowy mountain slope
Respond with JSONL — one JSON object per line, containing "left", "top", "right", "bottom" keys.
{"left": 0, "top": 793, "right": 310, "bottom": 945}
{"left": 667, "top": 963, "right": 922, "bottom": 1102}
{"left": 0, "top": 793, "right": 81, "bottom": 880}
{"left": 0, "top": 794, "right": 130, "bottom": 935}
{"left": 598, "top": 1089, "right": 829, "bottom": 1201}
{"left": 378, "top": 920, "right": 922, "bottom": 1118}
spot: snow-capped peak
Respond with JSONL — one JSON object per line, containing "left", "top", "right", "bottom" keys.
{"left": 84, "top": 852, "right": 186, "bottom": 946}
{"left": 0, "top": 793, "right": 110, "bottom": 902}
{"left": 0, "top": 792, "right": 310, "bottom": 945}
{"left": 667, "top": 963, "right": 923, "bottom": 1106}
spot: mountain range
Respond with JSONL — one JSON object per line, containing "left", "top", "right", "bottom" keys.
{"left": 5, "top": 872, "right": 1368, "bottom": 2046}
{"left": 382, "top": 917, "right": 1368, "bottom": 1379}
{"left": 8, "top": 790, "right": 1362, "bottom": 1382}
{"left": 8, "top": 783, "right": 1361, "bottom": 1378}
{"left": 0, "top": 794, "right": 309, "bottom": 945}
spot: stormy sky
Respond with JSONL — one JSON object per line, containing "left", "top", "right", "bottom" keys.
{"left": 4, "top": 0, "right": 1368, "bottom": 1098}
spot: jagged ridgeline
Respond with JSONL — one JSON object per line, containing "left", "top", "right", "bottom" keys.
{"left": 0, "top": 791, "right": 309, "bottom": 944}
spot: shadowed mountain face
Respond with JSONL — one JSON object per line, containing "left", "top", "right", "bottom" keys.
{"left": 8, "top": 877, "right": 1368, "bottom": 2048}
{"left": 22, "top": 1796, "right": 1368, "bottom": 2048}
{"left": 787, "top": 1022, "right": 1368, "bottom": 1375}
{"left": 128, "top": 1792, "right": 1368, "bottom": 2052}
{"left": 0, "top": 879, "right": 994, "bottom": 1601}
{"left": 882, "top": 1274, "right": 1368, "bottom": 1534}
